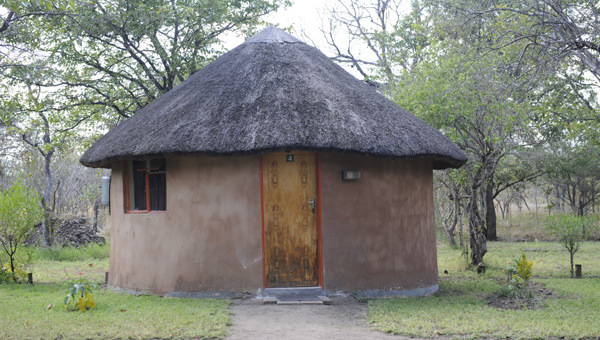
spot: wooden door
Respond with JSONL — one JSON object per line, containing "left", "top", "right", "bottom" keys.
{"left": 263, "top": 152, "right": 318, "bottom": 287}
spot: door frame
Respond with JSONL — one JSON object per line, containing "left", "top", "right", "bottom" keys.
{"left": 259, "top": 152, "right": 324, "bottom": 289}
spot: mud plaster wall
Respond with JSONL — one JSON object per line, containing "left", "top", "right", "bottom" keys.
{"left": 109, "top": 156, "right": 263, "bottom": 294}
{"left": 320, "top": 154, "right": 438, "bottom": 291}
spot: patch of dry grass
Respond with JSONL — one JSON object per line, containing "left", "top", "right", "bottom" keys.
{"left": 496, "top": 212, "right": 600, "bottom": 241}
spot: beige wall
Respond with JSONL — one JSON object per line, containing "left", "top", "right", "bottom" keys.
{"left": 109, "top": 153, "right": 437, "bottom": 294}
{"left": 109, "top": 156, "right": 263, "bottom": 294}
{"left": 320, "top": 154, "right": 438, "bottom": 292}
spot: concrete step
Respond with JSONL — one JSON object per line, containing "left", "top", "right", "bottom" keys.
{"left": 262, "top": 295, "right": 331, "bottom": 305}
{"left": 264, "top": 287, "right": 324, "bottom": 297}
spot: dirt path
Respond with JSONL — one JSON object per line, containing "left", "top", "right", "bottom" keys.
{"left": 226, "top": 296, "right": 410, "bottom": 340}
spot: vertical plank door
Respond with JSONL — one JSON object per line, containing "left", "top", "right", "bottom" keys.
{"left": 263, "top": 152, "right": 318, "bottom": 287}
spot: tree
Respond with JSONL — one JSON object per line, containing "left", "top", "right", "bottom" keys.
{"left": 461, "top": 0, "right": 600, "bottom": 144}
{"left": 0, "top": 81, "right": 79, "bottom": 246}
{"left": 392, "top": 30, "right": 540, "bottom": 265}
{"left": 321, "top": 0, "right": 429, "bottom": 87}
{"left": 468, "top": 0, "right": 600, "bottom": 83}
{"left": 544, "top": 143, "right": 600, "bottom": 216}
{"left": 0, "top": 179, "right": 43, "bottom": 279}
{"left": 0, "top": 0, "right": 288, "bottom": 245}
{"left": 546, "top": 214, "right": 597, "bottom": 278}
{"left": 487, "top": 147, "right": 549, "bottom": 238}
{"left": 2, "top": 0, "right": 288, "bottom": 120}
{"left": 434, "top": 170, "right": 465, "bottom": 247}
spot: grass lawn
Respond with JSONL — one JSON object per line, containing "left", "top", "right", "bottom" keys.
{"left": 368, "top": 241, "right": 600, "bottom": 339}
{"left": 3, "top": 227, "right": 600, "bottom": 339}
{"left": 0, "top": 244, "right": 231, "bottom": 340}
{"left": 0, "top": 284, "right": 230, "bottom": 340}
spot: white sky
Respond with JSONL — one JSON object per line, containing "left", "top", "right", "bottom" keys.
{"left": 225, "top": 0, "right": 332, "bottom": 50}
{"left": 225, "top": 0, "right": 412, "bottom": 78}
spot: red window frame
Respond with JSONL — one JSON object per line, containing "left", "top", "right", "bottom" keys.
{"left": 124, "top": 159, "right": 167, "bottom": 213}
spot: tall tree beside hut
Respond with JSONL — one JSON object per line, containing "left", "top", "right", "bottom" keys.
{"left": 0, "top": 0, "right": 288, "bottom": 245}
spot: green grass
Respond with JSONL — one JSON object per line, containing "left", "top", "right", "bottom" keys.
{"left": 0, "top": 243, "right": 230, "bottom": 339}
{"left": 34, "top": 243, "right": 111, "bottom": 262}
{"left": 2, "top": 244, "right": 111, "bottom": 284}
{"left": 368, "top": 241, "right": 600, "bottom": 339}
{"left": 32, "top": 258, "right": 109, "bottom": 284}
{"left": 0, "top": 284, "right": 230, "bottom": 339}
{"left": 5, "top": 228, "right": 600, "bottom": 339}
{"left": 438, "top": 241, "right": 600, "bottom": 278}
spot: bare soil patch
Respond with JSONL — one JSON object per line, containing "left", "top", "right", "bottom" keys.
{"left": 487, "top": 282, "right": 554, "bottom": 310}
{"left": 226, "top": 295, "right": 418, "bottom": 340}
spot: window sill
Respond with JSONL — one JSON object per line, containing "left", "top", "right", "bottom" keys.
{"left": 125, "top": 210, "right": 167, "bottom": 214}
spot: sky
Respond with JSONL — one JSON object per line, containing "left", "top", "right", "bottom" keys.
{"left": 224, "top": 0, "right": 332, "bottom": 50}
{"left": 233, "top": 0, "right": 411, "bottom": 78}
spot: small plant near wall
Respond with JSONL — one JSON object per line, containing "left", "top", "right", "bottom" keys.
{"left": 64, "top": 264, "right": 96, "bottom": 312}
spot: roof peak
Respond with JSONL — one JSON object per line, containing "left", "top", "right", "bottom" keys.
{"left": 245, "top": 26, "right": 303, "bottom": 44}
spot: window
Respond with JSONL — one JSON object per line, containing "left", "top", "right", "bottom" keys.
{"left": 125, "top": 158, "right": 166, "bottom": 212}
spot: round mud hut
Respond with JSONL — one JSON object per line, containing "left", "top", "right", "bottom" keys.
{"left": 81, "top": 26, "right": 467, "bottom": 297}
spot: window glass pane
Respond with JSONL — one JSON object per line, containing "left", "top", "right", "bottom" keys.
{"left": 132, "top": 160, "right": 147, "bottom": 210}
{"left": 149, "top": 173, "right": 166, "bottom": 211}
{"left": 150, "top": 158, "right": 166, "bottom": 172}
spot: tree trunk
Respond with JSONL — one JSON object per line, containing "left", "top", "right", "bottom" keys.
{"left": 592, "top": 186, "right": 595, "bottom": 213}
{"left": 446, "top": 229, "right": 457, "bottom": 247}
{"left": 444, "top": 191, "right": 460, "bottom": 247}
{"left": 41, "top": 152, "right": 54, "bottom": 246}
{"left": 485, "top": 181, "right": 497, "bottom": 241}
{"left": 534, "top": 186, "right": 538, "bottom": 219}
{"left": 458, "top": 203, "right": 464, "bottom": 247}
{"left": 92, "top": 200, "right": 99, "bottom": 232}
{"left": 570, "top": 251, "right": 574, "bottom": 278}
{"left": 468, "top": 189, "right": 487, "bottom": 267}
{"left": 23, "top": 112, "right": 56, "bottom": 247}
{"left": 9, "top": 249, "right": 15, "bottom": 276}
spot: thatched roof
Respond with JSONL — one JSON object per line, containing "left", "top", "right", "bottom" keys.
{"left": 80, "top": 26, "right": 467, "bottom": 169}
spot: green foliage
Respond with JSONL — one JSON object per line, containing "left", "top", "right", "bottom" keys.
{"left": 0, "top": 264, "right": 12, "bottom": 283}
{"left": 1, "top": 0, "right": 289, "bottom": 137}
{"left": 544, "top": 144, "right": 600, "bottom": 216}
{"left": 20, "top": 245, "right": 36, "bottom": 273}
{"left": 546, "top": 214, "right": 598, "bottom": 277}
{"left": 501, "top": 253, "right": 533, "bottom": 298}
{"left": 64, "top": 271, "right": 96, "bottom": 312}
{"left": 0, "top": 245, "right": 35, "bottom": 283}
{"left": 0, "top": 179, "right": 43, "bottom": 276}
{"left": 515, "top": 253, "right": 533, "bottom": 283}
{"left": 2, "top": 261, "right": 27, "bottom": 280}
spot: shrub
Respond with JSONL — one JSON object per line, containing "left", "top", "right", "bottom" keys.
{"left": 0, "top": 180, "right": 43, "bottom": 280}
{"left": 0, "top": 264, "right": 12, "bottom": 283}
{"left": 515, "top": 253, "right": 533, "bottom": 285}
{"left": 64, "top": 265, "right": 97, "bottom": 312}
{"left": 501, "top": 253, "right": 534, "bottom": 298}
{"left": 546, "top": 214, "right": 598, "bottom": 278}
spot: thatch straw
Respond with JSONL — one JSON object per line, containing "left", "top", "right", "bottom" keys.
{"left": 81, "top": 26, "right": 467, "bottom": 169}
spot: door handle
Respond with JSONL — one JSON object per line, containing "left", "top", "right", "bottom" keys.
{"left": 307, "top": 198, "right": 315, "bottom": 213}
